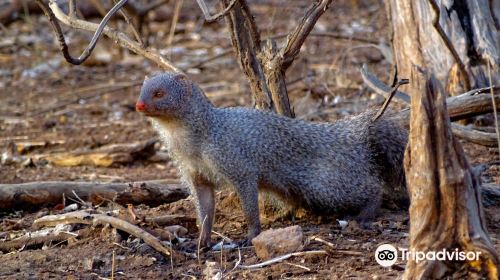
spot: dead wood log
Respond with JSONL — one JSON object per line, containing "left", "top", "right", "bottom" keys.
{"left": 144, "top": 214, "right": 196, "bottom": 227}
{"left": 362, "top": 66, "right": 500, "bottom": 147}
{"left": 451, "top": 124, "right": 499, "bottom": 147}
{"left": 0, "top": 180, "right": 188, "bottom": 211}
{"left": 403, "top": 66, "right": 498, "bottom": 279}
{"left": 362, "top": 65, "right": 500, "bottom": 122}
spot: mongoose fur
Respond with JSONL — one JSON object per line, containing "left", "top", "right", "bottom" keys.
{"left": 135, "top": 73, "right": 408, "bottom": 247}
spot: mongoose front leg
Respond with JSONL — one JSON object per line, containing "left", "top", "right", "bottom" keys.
{"left": 232, "top": 180, "right": 261, "bottom": 245}
{"left": 185, "top": 175, "right": 215, "bottom": 248}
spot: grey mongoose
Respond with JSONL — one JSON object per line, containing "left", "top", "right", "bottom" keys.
{"left": 135, "top": 72, "right": 408, "bottom": 247}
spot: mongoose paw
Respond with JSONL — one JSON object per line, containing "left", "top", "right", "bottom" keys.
{"left": 180, "top": 240, "right": 211, "bottom": 253}
{"left": 236, "top": 238, "right": 253, "bottom": 247}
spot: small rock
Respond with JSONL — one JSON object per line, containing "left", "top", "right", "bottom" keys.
{"left": 251, "top": 225, "right": 303, "bottom": 260}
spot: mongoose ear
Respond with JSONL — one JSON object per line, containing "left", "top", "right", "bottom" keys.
{"left": 173, "top": 73, "right": 189, "bottom": 82}
{"left": 172, "top": 73, "right": 192, "bottom": 96}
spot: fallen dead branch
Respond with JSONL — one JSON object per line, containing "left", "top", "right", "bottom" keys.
{"left": 362, "top": 65, "right": 500, "bottom": 147}
{"left": 33, "top": 211, "right": 173, "bottom": 256}
{"left": 238, "top": 250, "right": 327, "bottom": 269}
{"left": 0, "top": 224, "right": 75, "bottom": 252}
{"left": 451, "top": 123, "right": 499, "bottom": 147}
{"left": 40, "top": 139, "right": 158, "bottom": 167}
{"left": 310, "top": 236, "right": 364, "bottom": 256}
{"left": 0, "top": 180, "right": 188, "bottom": 211}
{"left": 362, "top": 65, "right": 500, "bottom": 121}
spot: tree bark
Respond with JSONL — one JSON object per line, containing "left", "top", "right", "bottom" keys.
{"left": 403, "top": 65, "right": 499, "bottom": 279}
{"left": 386, "top": 0, "right": 499, "bottom": 93}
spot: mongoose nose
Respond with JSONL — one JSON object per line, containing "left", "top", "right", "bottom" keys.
{"left": 135, "top": 101, "right": 146, "bottom": 112}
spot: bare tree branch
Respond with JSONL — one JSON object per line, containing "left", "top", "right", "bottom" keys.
{"left": 221, "top": 0, "right": 335, "bottom": 118}
{"left": 360, "top": 64, "right": 411, "bottom": 103}
{"left": 372, "top": 78, "right": 409, "bottom": 121}
{"left": 41, "top": 0, "right": 180, "bottom": 72}
{"left": 362, "top": 65, "right": 500, "bottom": 147}
{"left": 113, "top": 0, "right": 144, "bottom": 46}
{"left": 196, "top": 0, "right": 239, "bottom": 22}
{"left": 451, "top": 123, "right": 499, "bottom": 147}
{"left": 282, "top": 0, "right": 333, "bottom": 69}
{"left": 38, "top": 0, "right": 130, "bottom": 65}
{"left": 68, "top": 0, "right": 76, "bottom": 17}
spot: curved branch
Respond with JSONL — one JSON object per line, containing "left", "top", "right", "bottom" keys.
{"left": 282, "top": 0, "right": 333, "bottom": 69}
{"left": 195, "top": 0, "right": 239, "bottom": 22}
{"left": 40, "top": 0, "right": 130, "bottom": 65}
{"left": 360, "top": 64, "right": 411, "bottom": 103}
{"left": 41, "top": 0, "right": 180, "bottom": 72}
{"left": 34, "top": 211, "right": 175, "bottom": 257}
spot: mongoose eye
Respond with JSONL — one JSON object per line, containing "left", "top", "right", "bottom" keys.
{"left": 153, "top": 91, "right": 165, "bottom": 98}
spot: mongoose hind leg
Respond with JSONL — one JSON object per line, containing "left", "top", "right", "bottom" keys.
{"left": 231, "top": 178, "right": 261, "bottom": 245}
{"left": 353, "top": 192, "right": 381, "bottom": 229}
{"left": 185, "top": 175, "right": 216, "bottom": 248}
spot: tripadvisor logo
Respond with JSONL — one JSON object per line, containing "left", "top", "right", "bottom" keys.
{"left": 374, "top": 244, "right": 482, "bottom": 267}
{"left": 375, "top": 244, "right": 398, "bottom": 267}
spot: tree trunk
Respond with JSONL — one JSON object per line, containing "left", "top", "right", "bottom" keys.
{"left": 386, "top": 0, "right": 499, "bottom": 93}
{"left": 403, "top": 66, "right": 499, "bottom": 278}
{"left": 221, "top": 0, "right": 333, "bottom": 118}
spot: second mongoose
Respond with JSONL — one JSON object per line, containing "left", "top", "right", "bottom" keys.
{"left": 135, "top": 73, "right": 407, "bottom": 247}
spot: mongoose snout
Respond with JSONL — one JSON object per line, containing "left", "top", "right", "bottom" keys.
{"left": 136, "top": 72, "right": 408, "bottom": 247}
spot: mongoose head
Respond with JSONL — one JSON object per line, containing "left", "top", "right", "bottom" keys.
{"left": 136, "top": 72, "right": 210, "bottom": 119}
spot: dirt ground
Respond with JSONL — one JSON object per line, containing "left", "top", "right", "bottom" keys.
{"left": 1, "top": 0, "right": 499, "bottom": 279}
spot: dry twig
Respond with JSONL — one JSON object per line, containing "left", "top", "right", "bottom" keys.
{"left": 372, "top": 78, "right": 409, "bottom": 121}
{"left": 239, "top": 250, "right": 327, "bottom": 269}
{"left": 167, "top": 0, "right": 184, "bottom": 52}
{"left": 196, "top": 0, "right": 239, "bottom": 22}
{"left": 34, "top": 211, "right": 174, "bottom": 256}
{"left": 0, "top": 224, "right": 75, "bottom": 252}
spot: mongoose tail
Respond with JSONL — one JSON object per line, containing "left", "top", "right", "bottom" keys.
{"left": 136, "top": 73, "right": 408, "bottom": 246}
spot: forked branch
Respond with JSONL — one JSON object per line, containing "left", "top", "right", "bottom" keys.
{"left": 196, "top": 0, "right": 239, "bottom": 22}
{"left": 38, "top": 0, "right": 180, "bottom": 72}
{"left": 37, "top": 0, "right": 129, "bottom": 65}
{"left": 282, "top": 0, "right": 333, "bottom": 69}
{"left": 362, "top": 65, "right": 500, "bottom": 147}
{"left": 222, "top": 0, "right": 334, "bottom": 118}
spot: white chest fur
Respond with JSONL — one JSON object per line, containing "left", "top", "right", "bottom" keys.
{"left": 150, "top": 118, "right": 222, "bottom": 183}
